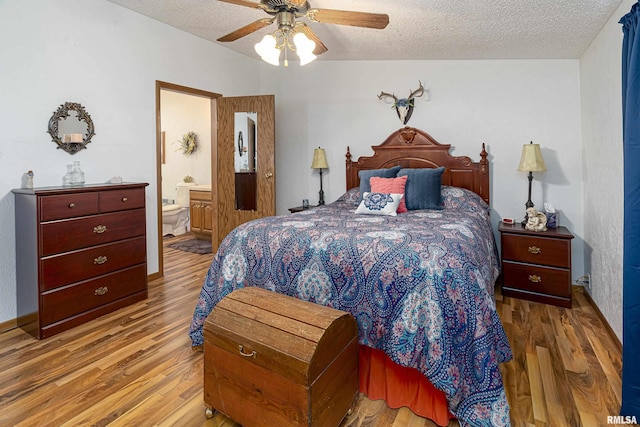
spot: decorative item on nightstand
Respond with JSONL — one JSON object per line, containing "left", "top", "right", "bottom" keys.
{"left": 524, "top": 207, "right": 548, "bottom": 232}
{"left": 311, "top": 147, "right": 328, "bottom": 205}
{"left": 518, "top": 141, "right": 546, "bottom": 225}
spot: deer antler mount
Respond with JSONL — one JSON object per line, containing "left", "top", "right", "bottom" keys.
{"left": 378, "top": 81, "right": 425, "bottom": 125}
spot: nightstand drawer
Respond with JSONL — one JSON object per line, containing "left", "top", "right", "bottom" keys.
{"left": 502, "top": 234, "right": 571, "bottom": 268}
{"left": 502, "top": 261, "right": 571, "bottom": 298}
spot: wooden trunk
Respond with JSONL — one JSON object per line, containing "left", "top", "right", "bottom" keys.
{"left": 204, "top": 287, "right": 358, "bottom": 427}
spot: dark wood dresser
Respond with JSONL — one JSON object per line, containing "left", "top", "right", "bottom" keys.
{"left": 499, "top": 222, "right": 574, "bottom": 307}
{"left": 13, "top": 183, "right": 149, "bottom": 339}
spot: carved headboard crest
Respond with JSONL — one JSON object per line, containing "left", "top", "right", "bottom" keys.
{"left": 400, "top": 127, "right": 417, "bottom": 144}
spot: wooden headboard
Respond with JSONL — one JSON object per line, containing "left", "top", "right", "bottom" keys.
{"left": 345, "top": 127, "right": 490, "bottom": 205}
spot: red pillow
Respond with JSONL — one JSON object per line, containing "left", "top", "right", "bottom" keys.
{"left": 370, "top": 175, "right": 408, "bottom": 213}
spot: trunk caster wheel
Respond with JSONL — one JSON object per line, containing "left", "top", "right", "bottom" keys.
{"left": 205, "top": 407, "right": 215, "bottom": 419}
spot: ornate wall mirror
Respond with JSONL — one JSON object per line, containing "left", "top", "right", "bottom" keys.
{"left": 234, "top": 112, "right": 257, "bottom": 211}
{"left": 47, "top": 102, "right": 95, "bottom": 155}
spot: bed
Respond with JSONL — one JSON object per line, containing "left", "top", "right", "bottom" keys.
{"left": 189, "top": 127, "right": 512, "bottom": 426}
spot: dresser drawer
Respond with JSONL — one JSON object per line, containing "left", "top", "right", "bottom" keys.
{"left": 40, "top": 264, "right": 147, "bottom": 325}
{"left": 502, "top": 234, "right": 571, "bottom": 268}
{"left": 40, "top": 192, "right": 100, "bottom": 221}
{"left": 502, "top": 261, "right": 571, "bottom": 298}
{"left": 100, "top": 188, "right": 145, "bottom": 213}
{"left": 40, "top": 209, "right": 146, "bottom": 256}
{"left": 41, "top": 236, "right": 146, "bottom": 291}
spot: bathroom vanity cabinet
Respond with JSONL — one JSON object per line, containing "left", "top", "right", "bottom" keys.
{"left": 13, "top": 183, "right": 148, "bottom": 339}
{"left": 190, "top": 189, "right": 213, "bottom": 240}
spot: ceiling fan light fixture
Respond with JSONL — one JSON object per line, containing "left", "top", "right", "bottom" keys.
{"left": 254, "top": 34, "right": 281, "bottom": 66}
{"left": 219, "top": 0, "right": 390, "bottom": 65}
{"left": 293, "top": 32, "right": 317, "bottom": 66}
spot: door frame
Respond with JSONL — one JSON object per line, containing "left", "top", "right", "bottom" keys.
{"left": 155, "top": 81, "right": 222, "bottom": 277}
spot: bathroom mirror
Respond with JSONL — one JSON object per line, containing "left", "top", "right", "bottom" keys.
{"left": 47, "top": 102, "right": 95, "bottom": 155}
{"left": 234, "top": 112, "right": 257, "bottom": 211}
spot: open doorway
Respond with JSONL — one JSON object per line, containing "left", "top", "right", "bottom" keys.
{"left": 155, "top": 81, "right": 221, "bottom": 277}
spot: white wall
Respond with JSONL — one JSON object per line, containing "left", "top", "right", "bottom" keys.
{"left": 579, "top": 0, "right": 632, "bottom": 341}
{"left": 160, "top": 90, "right": 212, "bottom": 199}
{"left": 0, "top": 0, "right": 261, "bottom": 324}
{"left": 1, "top": 0, "right": 621, "bottom": 334}
{"left": 262, "top": 60, "right": 586, "bottom": 282}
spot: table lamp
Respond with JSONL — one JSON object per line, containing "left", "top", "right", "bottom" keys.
{"left": 311, "top": 147, "right": 328, "bottom": 205}
{"left": 518, "top": 141, "right": 546, "bottom": 225}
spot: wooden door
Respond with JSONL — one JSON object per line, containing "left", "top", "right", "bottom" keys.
{"left": 217, "top": 95, "right": 275, "bottom": 247}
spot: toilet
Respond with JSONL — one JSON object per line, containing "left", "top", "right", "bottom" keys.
{"left": 162, "top": 183, "right": 194, "bottom": 236}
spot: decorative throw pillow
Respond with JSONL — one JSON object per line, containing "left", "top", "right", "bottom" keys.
{"left": 358, "top": 165, "right": 402, "bottom": 201}
{"left": 336, "top": 187, "right": 361, "bottom": 205}
{"left": 397, "top": 167, "right": 445, "bottom": 210}
{"left": 355, "top": 192, "right": 404, "bottom": 216}
{"left": 370, "top": 175, "right": 408, "bottom": 213}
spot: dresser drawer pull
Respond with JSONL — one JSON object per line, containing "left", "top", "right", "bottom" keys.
{"left": 69, "top": 203, "right": 76, "bottom": 208}
{"left": 528, "top": 274, "right": 542, "bottom": 283}
{"left": 94, "top": 255, "right": 108, "bottom": 265}
{"left": 528, "top": 246, "right": 541, "bottom": 254}
{"left": 94, "top": 286, "right": 109, "bottom": 296}
{"left": 93, "top": 225, "right": 107, "bottom": 234}
{"left": 238, "top": 345, "right": 256, "bottom": 358}
{"left": 122, "top": 197, "right": 128, "bottom": 202}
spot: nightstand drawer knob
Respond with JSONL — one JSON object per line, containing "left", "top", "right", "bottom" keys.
{"left": 94, "top": 255, "right": 108, "bottom": 265}
{"left": 528, "top": 246, "right": 541, "bottom": 254}
{"left": 529, "top": 274, "right": 542, "bottom": 283}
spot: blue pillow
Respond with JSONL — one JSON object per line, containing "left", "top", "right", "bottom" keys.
{"left": 358, "top": 166, "right": 402, "bottom": 201}
{"left": 397, "top": 167, "right": 445, "bottom": 210}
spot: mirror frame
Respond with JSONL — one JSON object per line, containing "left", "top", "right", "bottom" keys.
{"left": 47, "top": 102, "right": 95, "bottom": 155}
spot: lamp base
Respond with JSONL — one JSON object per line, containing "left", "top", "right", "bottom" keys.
{"left": 318, "top": 168, "right": 325, "bottom": 205}
{"left": 522, "top": 171, "right": 535, "bottom": 226}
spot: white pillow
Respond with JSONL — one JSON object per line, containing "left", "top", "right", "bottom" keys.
{"left": 355, "top": 192, "right": 404, "bottom": 216}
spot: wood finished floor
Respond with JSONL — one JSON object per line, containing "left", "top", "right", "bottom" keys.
{"left": 0, "top": 233, "right": 623, "bottom": 426}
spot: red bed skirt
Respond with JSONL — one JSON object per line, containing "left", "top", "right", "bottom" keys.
{"left": 358, "top": 345, "right": 453, "bottom": 426}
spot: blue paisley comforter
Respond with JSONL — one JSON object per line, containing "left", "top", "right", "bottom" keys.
{"left": 189, "top": 186, "right": 512, "bottom": 426}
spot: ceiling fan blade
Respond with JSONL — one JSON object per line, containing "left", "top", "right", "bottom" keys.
{"left": 308, "top": 9, "right": 389, "bottom": 29}
{"left": 295, "top": 24, "right": 327, "bottom": 55}
{"left": 218, "top": 0, "right": 265, "bottom": 10}
{"left": 217, "top": 18, "right": 274, "bottom": 42}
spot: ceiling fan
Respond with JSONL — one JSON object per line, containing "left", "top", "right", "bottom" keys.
{"left": 217, "top": 0, "right": 389, "bottom": 65}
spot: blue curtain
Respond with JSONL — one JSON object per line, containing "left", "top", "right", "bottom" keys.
{"left": 620, "top": 2, "right": 640, "bottom": 418}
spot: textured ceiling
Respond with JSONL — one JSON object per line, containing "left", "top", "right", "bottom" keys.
{"left": 106, "top": 0, "right": 624, "bottom": 61}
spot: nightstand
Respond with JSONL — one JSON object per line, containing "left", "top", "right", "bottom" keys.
{"left": 499, "top": 222, "right": 574, "bottom": 307}
{"left": 288, "top": 205, "right": 317, "bottom": 213}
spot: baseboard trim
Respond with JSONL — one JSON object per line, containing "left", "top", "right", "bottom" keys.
{"left": 578, "top": 286, "right": 622, "bottom": 353}
{"left": 0, "top": 318, "right": 17, "bottom": 333}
